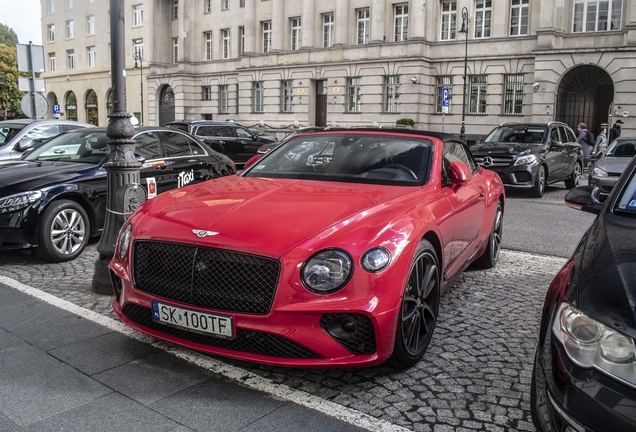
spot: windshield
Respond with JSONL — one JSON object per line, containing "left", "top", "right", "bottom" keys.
{"left": 484, "top": 126, "right": 547, "bottom": 144}
{"left": 24, "top": 130, "right": 109, "bottom": 164}
{"left": 0, "top": 123, "right": 28, "bottom": 146}
{"left": 605, "top": 139, "right": 636, "bottom": 157}
{"left": 245, "top": 133, "right": 432, "bottom": 185}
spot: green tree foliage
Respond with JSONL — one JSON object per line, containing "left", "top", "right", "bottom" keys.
{"left": 0, "top": 43, "right": 24, "bottom": 118}
{"left": 0, "top": 24, "right": 19, "bottom": 47}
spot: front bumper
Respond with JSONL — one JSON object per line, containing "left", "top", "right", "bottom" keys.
{"left": 0, "top": 207, "right": 37, "bottom": 250}
{"left": 588, "top": 175, "right": 619, "bottom": 195}
{"left": 476, "top": 159, "right": 538, "bottom": 189}
{"left": 535, "top": 334, "right": 636, "bottom": 431}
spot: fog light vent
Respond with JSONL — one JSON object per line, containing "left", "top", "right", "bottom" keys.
{"left": 110, "top": 270, "right": 123, "bottom": 301}
{"left": 320, "top": 313, "right": 376, "bottom": 355}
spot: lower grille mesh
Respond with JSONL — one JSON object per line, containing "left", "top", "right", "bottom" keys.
{"left": 123, "top": 304, "right": 321, "bottom": 359}
{"left": 320, "top": 313, "right": 376, "bottom": 355}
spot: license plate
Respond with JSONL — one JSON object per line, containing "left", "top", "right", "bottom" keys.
{"left": 151, "top": 301, "right": 234, "bottom": 339}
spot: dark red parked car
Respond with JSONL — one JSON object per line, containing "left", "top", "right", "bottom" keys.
{"left": 109, "top": 129, "right": 505, "bottom": 368}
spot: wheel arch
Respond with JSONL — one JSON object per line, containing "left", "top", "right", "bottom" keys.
{"left": 422, "top": 230, "right": 443, "bottom": 269}
{"left": 36, "top": 192, "right": 98, "bottom": 239}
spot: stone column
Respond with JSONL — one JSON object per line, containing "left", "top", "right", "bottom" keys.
{"left": 371, "top": 0, "right": 384, "bottom": 42}
{"left": 302, "top": 0, "right": 315, "bottom": 48}
{"left": 334, "top": 0, "right": 349, "bottom": 46}
{"left": 272, "top": 0, "right": 284, "bottom": 50}
{"left": 244, "top": 0, "right": 255, "bottom": 53}
{"left": 409, "top": 0, "right": 425, "bottom": 40}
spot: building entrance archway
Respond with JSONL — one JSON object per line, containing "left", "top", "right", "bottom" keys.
{"left": 556, "top": 65, "right": 613, "bottom": 136}
{"left": 158, "top": 85, "right": 175, "bottom": 126}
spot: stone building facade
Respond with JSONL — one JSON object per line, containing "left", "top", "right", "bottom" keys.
{"left": 41, "top": 0, "right": 635, "bottom": 140}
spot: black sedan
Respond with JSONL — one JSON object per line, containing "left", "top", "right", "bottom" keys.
{"left": 531, "top": 156, "right": 636, "bottom": 431}
{"left": 0, "top": 127, "right": 236, "bottom": 262}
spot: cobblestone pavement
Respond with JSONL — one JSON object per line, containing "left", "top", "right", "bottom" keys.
{"left": 0, "top": 243, "right": 565, "bottom": 431}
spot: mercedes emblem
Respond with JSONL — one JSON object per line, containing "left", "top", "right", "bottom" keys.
{"left": 482, "top": 156, "right": 494, "bottom": 167}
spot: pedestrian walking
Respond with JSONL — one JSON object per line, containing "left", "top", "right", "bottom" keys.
{"left": 608, "top": 119, "right": 623, "bottom": 145}
{"left": 577, "top": 123, "right": 595, "bottom": 165}
{"left": 592, "top": 127, "right": 608, "bottom": 156}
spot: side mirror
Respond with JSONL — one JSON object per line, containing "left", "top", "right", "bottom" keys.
{"left": 564, "top": 185, "right": 604, "bottom": 215}
{"left": 18, "top": 137, "right": 34, "bottom": 151}
{"left": 550, "top": 140, "right": 564, "bottom": 148}
{"left": 243, "top": 154, "right": 262, "bottom": 170}
{"left": 449, "top": 161, "right": 472, "bottom": 186}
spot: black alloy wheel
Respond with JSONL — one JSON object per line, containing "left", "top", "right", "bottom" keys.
{"left": 565, "top": 162, "right": 582, "bottom": 189}
{"left": 36, "top": 200, "right": 91, "bottom": 262}
{"left": 389, "top": 240, "right": 440, "bottom": 368}
{"left": 529, "top": 165, "right": 546, "bottom": 198}
{"left": 474, "top": 201, "right": 503, "bottom": 268}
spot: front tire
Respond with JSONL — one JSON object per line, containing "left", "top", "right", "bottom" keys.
{"left": 474, "top": 201, "right": 503, "bottom": 268}
{"left": 389, "top": 240, "right": 440, "bottom": 368}
{"left": 529, "top": 165, "right": 546, "bottom": 198}
{"left": 36, "top": 200, "right": 90, "bottom": 262}
{"left": 564, "top": 162, "right": 582, "bottom": 189}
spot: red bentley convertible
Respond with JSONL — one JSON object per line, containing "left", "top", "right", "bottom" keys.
{"left": 109, "top": 129, "right": 505, "bottom": 368}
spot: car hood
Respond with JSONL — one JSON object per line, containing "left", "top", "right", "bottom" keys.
{"left": 471, "top": 142, "right": 540, "bottom": 155}
{"left": 596, "top": 156, "right": 632, "bottom": 175}
{"left": 0, "top": 161, "right": 98, "bottom": 195}
{"left": 577, "top": 213, "right": 636, "bottom": 340}
{"left": 133, "top": 176, "right": 419, "bottom": 258}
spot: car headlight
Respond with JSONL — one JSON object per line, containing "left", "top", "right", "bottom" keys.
{"left": 592, "top": 166, "right": 608, "bottom": 178}
{"left": 301, "top": 249, "right": 353, "bottom": 293}
{"left": 513, "top": 154, "right": 537, "bottom": 166}
{"left": 553, "top": 303, "right": 636, "bottom": 386}
{"left": 361, "top": 248, "right": 391, "bottom": 272}
{"left": 118, "top": 223, "right": 133, "bottom": 260}
{"left": 0, "top": 190, "right": 43, "bottom": 214}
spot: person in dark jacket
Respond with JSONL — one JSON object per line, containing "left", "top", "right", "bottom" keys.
{"left": 608, "top": 119, "right": 623, "bottom": 145}
{"left": 577, "top": 123, "right": 595, "bottom": 164}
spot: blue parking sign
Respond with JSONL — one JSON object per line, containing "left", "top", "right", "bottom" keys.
{"left": 52, "top": 104, "right": 61, "bottom": 118}
{"left": 442, "top": 88, "right": 449, "bottom": 114}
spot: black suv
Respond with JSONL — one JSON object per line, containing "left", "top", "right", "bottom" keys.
{"left": 167, "top": 121, "right": 276, "bottom": 167}
{"left": 470, "top": 122, "right": 583, "bottom": 197}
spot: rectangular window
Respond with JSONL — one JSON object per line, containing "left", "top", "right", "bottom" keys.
{"left": 134, "top": 39, "right": 143, "bottom": 60}
{"left": 173, "top": 37, "right": 179, "bottom": 63}
{"left": 510, "top": 0, "right": 529, "bottom": 36}
{"left": 469, "top": 75, "right": 487, "bottom": 114}
{"left": 291, "top": 17, "right": 301, "bottom": 50}
{"left": 474, "top": 0, "right": 492, "bottom": 38}
{"left": 222, "top": 0, "right": 229, "bottom": 10}
{"left": 503, "top": 74, "right": 524, "bottom": 115}
{"left": 435, "top": 76, "right": 453, "bottom": 114}
{"left": 87, "top": 15, "right": 95, "bottom": 35}
{"left": 323, "top": 13, "right": 334, "bottom": 48}
{"left": 202, "top": 86, "right": 212, "bottom": 100}
{"left": 347, "top": 77, "right": 362, "bottom": 113}
{"left": 87, "top": 46, "right": 96, "bottom": 67}
{"left": 47, "top": 0, "right": 54, "bottom": 14}
{"left": 219, "top": 85, "right": 229, "bottom": 113}
{"left": 133, "top": 5, "right": 143, "bottom": 26}
{"left": 66, "top": 0, "right": 73, "bottom": 9}
{"left": 573, "top": 0, "right": 622, "bottom": 32}
{"left": 239, "top": 26, "right": 245, "bottom": 54}
{"left": 222, "top": 29, "right": 231, "bottom": 59}
{"left": 262, "top": 21, "right": 272, "bottom": 52}
{"left": 172, "top": 0, "right": 178, "bottom": 20}
{"left": 66, "top": 20, "right": 74, "bottom": 39}
{"left": 67, "top": 49, "right": 75, "bottom": 69}
{"left": 48, "top": 24, "right": 55, "bottom": 42}
{"left": 49, "top": 53, "right": 56, "bottom": 72}
{"left": 281, "top": 80, "right": 293, "bottom": 112}
{"left": 204, "top": 32, "right": 213, "bottom": 60}
{"left": 205, "top": 0, "right": 211, "bottom": 13}
{"left": 441, "top": 1, "right": 457, "bottom": 40}
{"left": 384, "top": 75, "right": 400, "bottom": 113}
{"left": 253, "top": 81, "right": 264, "bottom": 112}
{"left": 394, "top": 4, "right": 409, "bottom": 42}
{"left": 240, "top": 0, "right": 245, "bottom": 7}
{"left": 357, "top": 8, "right": 370, "bottom": 44}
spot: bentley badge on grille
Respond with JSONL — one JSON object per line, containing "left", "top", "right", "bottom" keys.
{"left": 192, "top": 229, "right": 219, "bottom": 238}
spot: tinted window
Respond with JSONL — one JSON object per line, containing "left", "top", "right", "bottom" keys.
{"left": 236, "top": 127, "right": 253, "bottom": 139}
{"left": 557, "top": 127, "right": 568, "bottom": 142}
{"left": 444, "top": 141, "right": 476, "bottom": 173}
{"left": 196, "top": 126, "right": 216, "bottom": 137}
{"left": 133, "top": 132, "right": 163, "bottom": 159}
{"left": 484, "top": 126, "right": 547, "bottom": 144}
{"left": 550, "top": 128, "right": 560, "bottom": 141}
{"left": 615, "top": 167, "right": 636, "bottom": 215}
{"left": 161, "top": 131, "right": 193, "bottom": 157}
{"left": 190, "top": 141, "right": 207, "bottom": 155}
{"left": 606, "top": 139, "right": 636, "bottom": 157}
{"left": 566, "top": 128, "right": 578, "bottom": 143}
{"left": 213, "top": 126, "right": 237, "bottom": 137}
{"left": 170, "top": 124, "right": 189, "bottom": 132}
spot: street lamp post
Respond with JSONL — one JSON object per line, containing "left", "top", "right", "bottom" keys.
{"left": 459, "top": 7, "right": 469, "bottom": 142}
{"left": 133, "top": 51, "right": 143, "bottom": 126}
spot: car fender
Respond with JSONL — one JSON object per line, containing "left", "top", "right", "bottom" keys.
{"left": 32, "top": 184, "right": 100, "bottom": 238}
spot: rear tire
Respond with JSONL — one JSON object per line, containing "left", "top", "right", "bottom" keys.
{"left": 529, "top": 165, "right": 546, "bottom": 198}
{"left": 565, "top": 162, "right": 582, "bottom": 189}
{"left": 474, "top": 201, "right": 503, "bottom": 269}
{"left": 36, "top": 200, "right": 90, "bottom": 262}
{"left": 389, "top": 240, "right": 440, "bottom": 368}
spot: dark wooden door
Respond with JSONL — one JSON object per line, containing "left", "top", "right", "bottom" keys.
{"left": 315, "top": 80, "right": 327, "bottom": 127}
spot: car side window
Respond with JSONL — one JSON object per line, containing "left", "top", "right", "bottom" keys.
{"left": 161, "top": 131, "right": 194, "bottom": 157}
{"left": 189, "top": 140, "right": 207, "bottom": 155}
{"left": 550, "top": 128, "right": 560, "bottom": 142}
{"left": 236, "top": 128, "right": 253, "bottom": 139}
{"left": 25, "top": 124, "right": 61, "bottom": 141}
{"left": 214, "top": 126, "right": 237, "bottom": 137}
{"left": 566, "top": 128, "right": 577, "bottom": 143}
{"left": 133, "top": 132, "right": 163, "bottom": 159}
{"left": 443, "top": 141, "right": 476, "bottom": 173}
{"left": 558, "top": 127, "right": 568, "bottom": 143}
{"left": 196, "top": 126, "right": 215, "bottom": 137}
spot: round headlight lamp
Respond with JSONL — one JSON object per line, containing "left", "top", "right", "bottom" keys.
{"left": 118, "top": 223, "right": 133, "bottom": 260}
{"left": 361, "top": 247, "right": 391, "bottom": 272}
{"left": 301, "top": 249, "right": 353, "bottom": 294}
